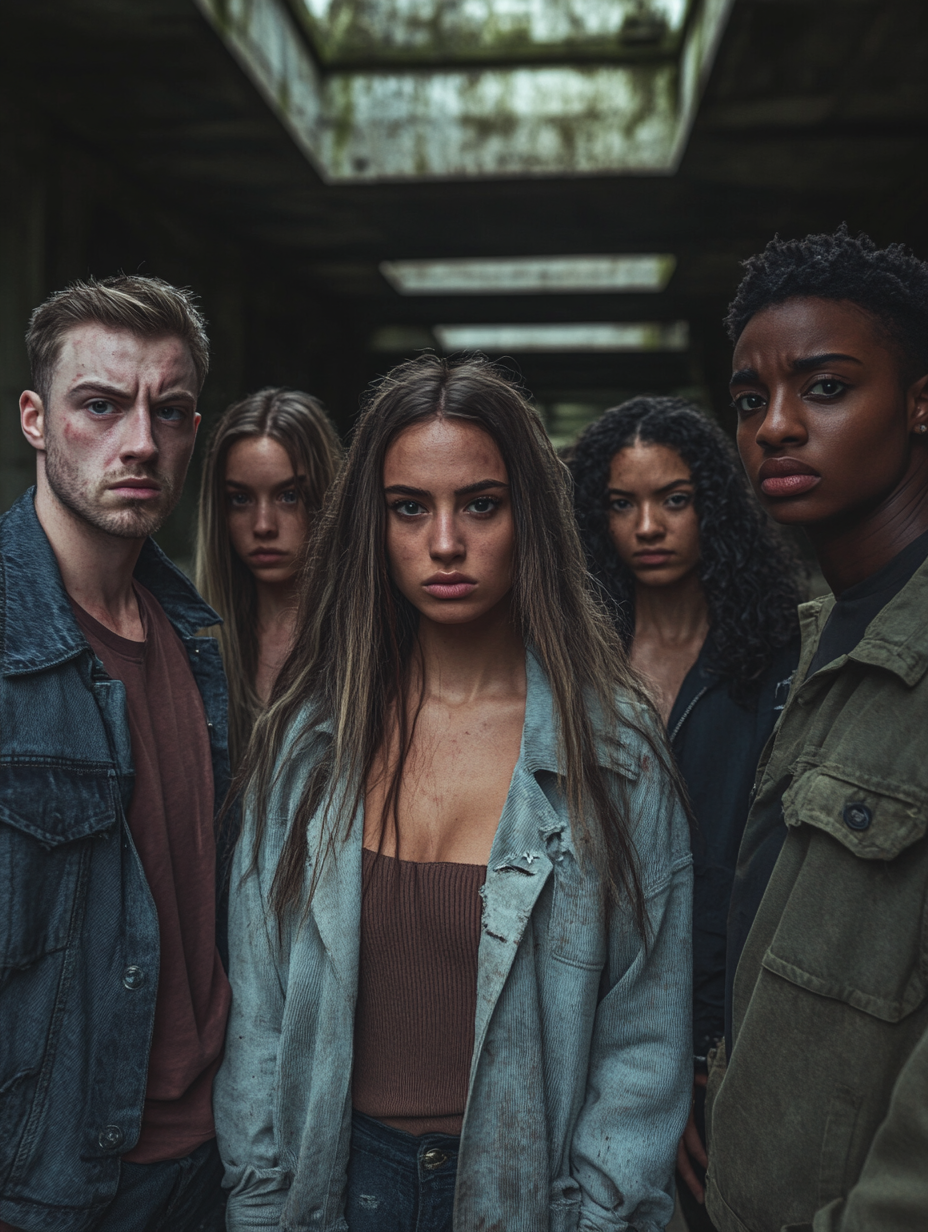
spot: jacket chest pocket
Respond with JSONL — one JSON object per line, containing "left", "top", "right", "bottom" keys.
{"left": 0, "top": 765, "right": 118, "bottom": 978}
{"left": 547, "top": 857, "right": 607, "bottom": 970}
{"left": 769, "top": 769, "right": 928, "bottom": 1021}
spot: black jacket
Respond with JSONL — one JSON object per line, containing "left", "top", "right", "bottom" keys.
{"left": 668, "top": 638, "right": 799, "bottom": 1059}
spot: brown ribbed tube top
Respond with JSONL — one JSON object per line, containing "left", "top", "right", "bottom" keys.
{"left": 352, "top": 847, "right": 487, "bottom": 1136}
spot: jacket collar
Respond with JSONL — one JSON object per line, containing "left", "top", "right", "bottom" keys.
{"left": 300, "top": 649, "right": 637, "bottom": 776}
{"left": 0, "top": 488, "right": 219, "bottom": 676}
{"left": 519, "top": 650, "right": 561, "bottom": 773}
{"left": 306, "top": 651, "right": 571, "bottom": 1054}
{"left": 521, "top": 649, "right": 641, "bottom": 778}
{"left": 307, "top": 650, "right": 642, "bottom": 1041}
{"left": 799, "top": 551, "right": 928, "bottom": 688}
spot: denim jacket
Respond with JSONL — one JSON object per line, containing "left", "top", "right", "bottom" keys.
{"left": 0, "top": 490, "right": 230, "bottom": 1232}
{"left": 215, "top": 654, "right": 693, "bottom": 1232}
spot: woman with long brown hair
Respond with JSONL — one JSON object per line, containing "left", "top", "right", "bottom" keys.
{"left": 194, "top": 387, "right": 341, "bottom": 766}
{"left": 214, "top": 356, "right": 693, "bottom": 1232}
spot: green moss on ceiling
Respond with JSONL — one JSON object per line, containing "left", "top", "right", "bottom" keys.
{"left": 294, "top": 0, "right": 689, "bottom": 65}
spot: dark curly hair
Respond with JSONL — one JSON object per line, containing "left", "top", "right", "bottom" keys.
{"left": 725, "top": 225, "right": 928, "bottom": 379}
{"left": 569, "top": 396, "right": 803, "bottom": 695}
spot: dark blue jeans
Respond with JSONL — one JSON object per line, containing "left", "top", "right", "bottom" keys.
{"left": 93, "top": 1139, "right": 226, "bottom": 1232}
{"left": 346, "top": 1112, "right": 458, "bottom": 1232}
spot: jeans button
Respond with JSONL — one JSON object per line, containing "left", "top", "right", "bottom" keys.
{"left": 98, "top": 1125, "right": 124, "bottom": 1151}
{"left": 421, "top": 1148, "right": 449, "bottom": 1171}
{"left": 122, "top": 965, "right": 146, "bottom": 990}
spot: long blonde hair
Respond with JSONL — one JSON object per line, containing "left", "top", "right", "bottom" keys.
{"left": 195, "top": 387, "right": 342, "bottom": 766}
{"left": 237, "top": 356, "right": 674, "bottom": 935}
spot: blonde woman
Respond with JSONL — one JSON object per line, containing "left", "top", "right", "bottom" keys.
{"left": 195, "top": 387, "right": 341, "bottom": 766}
{"left": 214, "top": 356, "right": 693, "bottom": 1232}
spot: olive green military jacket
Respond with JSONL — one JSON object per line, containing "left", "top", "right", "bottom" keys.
{"left": 705, "top": 555, "right": 928, "bottom": 1232}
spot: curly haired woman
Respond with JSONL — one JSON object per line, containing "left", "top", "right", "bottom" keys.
{"left": 568, "top": 397, "right": 804, "bottom": 1229}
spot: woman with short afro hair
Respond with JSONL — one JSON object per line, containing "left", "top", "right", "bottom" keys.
{"left": 568, "top": 395, "right": 804, "bottom": 1229}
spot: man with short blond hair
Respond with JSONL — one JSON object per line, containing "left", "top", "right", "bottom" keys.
{"left": 0, "top": 276, "right": 231, "bottom": 1231}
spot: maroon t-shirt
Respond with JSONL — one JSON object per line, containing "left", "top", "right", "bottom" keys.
{"left": 71, "top": 582, "right": 231, "bottom": 1163}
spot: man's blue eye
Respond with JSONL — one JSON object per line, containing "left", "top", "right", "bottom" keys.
{"left": 88, "top": 400, "right": 113, "bottom": 415}
{"left": 158, "top": 406, "right": 184, "bottom": 421}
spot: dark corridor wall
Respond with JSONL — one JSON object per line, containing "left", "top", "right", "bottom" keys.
{"left": 0, "top": 93, "right": 378, "bottom": 565}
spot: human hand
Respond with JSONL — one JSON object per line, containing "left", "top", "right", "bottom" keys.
{"left": 676, "top": 1072, "right": 709, "bottom": 1203}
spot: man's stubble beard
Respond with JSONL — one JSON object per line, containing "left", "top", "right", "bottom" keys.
{"left": 44, "top": 433, "right": 181, "bottom": 540}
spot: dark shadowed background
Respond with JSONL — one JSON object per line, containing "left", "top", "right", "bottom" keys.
{"left": 1, "top": 0, "right": 925, "bottom": 567}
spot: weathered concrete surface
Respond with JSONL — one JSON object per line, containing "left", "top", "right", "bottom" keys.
{"left": 295, "top": 0, "right": 689, "bottom": 65}
{"left": 320, "top": 63, "right": 678, "bottom": 180}
{"left": 193, "top": 0, "right": 733, "bottom": 181}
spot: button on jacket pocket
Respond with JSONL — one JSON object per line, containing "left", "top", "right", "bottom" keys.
{"left": 782, "top": 766, "right": 926, "bottom": 860}
{"left": 766, "top": 769, "right": 927, "bottom": 1022}
{"left": 842, "top": 802, "right": 871, "bottom": 831}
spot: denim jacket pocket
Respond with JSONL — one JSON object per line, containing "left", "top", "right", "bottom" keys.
{"left": 766, "top": 769, "right": 927, "bottom": 1023}
{"left": 547, "top": 857, "right": 607, "bottom": 970}
{"left": 0, "top": 765, "right": 117, "bottom": 974}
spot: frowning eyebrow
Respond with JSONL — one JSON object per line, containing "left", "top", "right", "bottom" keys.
{"left": 791, "top": 352, "right": 862, "bottom": 372}
{"left": 225, "top": 475, "right": 305, "bottom": 490}
{"left": 730, "top": 367, "right": 759, "bottom": 386}
{"left": 384, "top": 479, "right": 510, "bottom": 498}
{"left": 730, "top": 353, "right": 862, "bottom": 386}
{"left": 67, "top": 380, "right": 196, "bottom": 403}
{"left": 608, "top": 478, "right": 693, "bottom": 496}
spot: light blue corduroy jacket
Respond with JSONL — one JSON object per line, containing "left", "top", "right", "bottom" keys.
{"left": 215, "top": 654, "right": 693, "bottom": 1232}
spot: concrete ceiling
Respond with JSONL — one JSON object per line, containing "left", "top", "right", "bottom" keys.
{"left": 193, "top": 0, "right": 732, "bottom": 180}
{"left": 3, "top": 0, "right": 928, "bottom": 438}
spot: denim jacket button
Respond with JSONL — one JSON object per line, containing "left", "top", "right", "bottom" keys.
{"left": 843, "top": 802, "right": 872, "bottom": 831}
{"left": 98, "top": 1125, "right": 124, "bottom": 1151}
{"left": 122, "top": 965, "right": 145, "bottom": 990}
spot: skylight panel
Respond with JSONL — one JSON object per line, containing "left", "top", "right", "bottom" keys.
{"left": 381, "top": 255, "right": 676, "bottom": 295}
{"left": 298, "top": 0, "right": 691, "bottom": 58}
{"left": 432, "top": 321, "right": 688, "bottom": 352}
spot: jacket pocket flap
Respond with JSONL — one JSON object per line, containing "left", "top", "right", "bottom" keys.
{"left": 760, "top": 949, "right": 925, "bottom": 1022}
{"left": 762, "top": 771, "right": 928, "bottom": 1022}
{"left": 782, "top": 766, "right": 926, "bottom": 860}
{"left": 0, "top": 763, "right": 118, "bottom": 845}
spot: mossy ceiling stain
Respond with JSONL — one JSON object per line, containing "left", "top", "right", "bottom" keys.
{"left": 318, "top": 64, "right": 677, "bottom": 180}
{"left": 193, "top": 0, "right": 732, "bottom": 181}
{"left": 296, "top": 0, "right": 689, "bottom": 64}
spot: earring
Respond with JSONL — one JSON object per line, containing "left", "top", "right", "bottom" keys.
{"left": 918, "top": 424, "right": 928, "bottom": 434}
